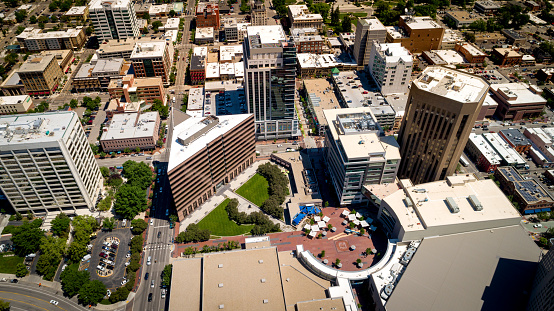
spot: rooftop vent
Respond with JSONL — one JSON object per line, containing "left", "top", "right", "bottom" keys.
{"left": 468, "top": 195, "right": 483, "bottom": 211}
{"left": 258, "top": 260, "right": 263, "bottom": 264}
{"left": 260, "top": 278, "right": 266, "bottom": 283}
{"left": 446, "top": 197, "right": 460, "bottom": 213}
{"left": 219, "top": 305, "right": 224, "bottom": 309}
{"left": 218, "top": 283, "right": 224, "bottom": 288}
{"left": 218, "top": 264, "right": 223, "bottom": 268}
{"left": 263, "top": 299, "right": 269, "bottom": 304}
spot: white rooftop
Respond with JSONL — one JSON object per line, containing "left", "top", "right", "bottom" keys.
{"left": 433, "top": 50, "right": 466, "bottom": 65}
{"left": 490, "top": 82, "right": 547, "bottom": 105}
{"left": 65, "top": 6, "right": 88, "bottom": 15}
{"left": 0, "top": 95, "right": 30, "bottom": 106}
{"left": 219, "top": 45, "right": 243, "bottom": 62}
{"left": 89, "top": 0, "right": 132, "bottom": 10}
{"left": 468, "top": 133, "right": 501, "bottom": 165}
{"left": 206, "top": 62, "right": 219, "bottom": 79}
{"left": 246, "top": 25, "right": 286, "bottom": 44}
{"left": 130, "top": 41, "right": 167, "bottom": 59}
{"left": 360, "top": 18, "right": 386, "bottom": 31}
{"left": 442, "top": 29, "right": 464, "bottom": 43}
{"left": 482, "top": 132, "right": 527, "bottom": 166}
{"left": 164, "top": 17, "right": 180, "bottom": 30}
{"left": 482, "top": 93, "right": 498, "bottom": 107}
{"left": 415, "top": 66, "right": 488, "bottom": 103}
{"left": 400, "top": 15, "right": 443, "bottom": 30}
{"left": 187, "top": 87, "right": 204, "bottom": 111}
{"left": 168, "top": 114, "right": 252, "bottom": 172}
{"left": 193, "top": 46, "right": 208, "bottom": 57}
{"left": 288, "top": 5, "right": 322, "bottom": 21}
{"left": 196, "top": 27, "right": 214, "bottom": 39}
{"left": 0, "top": 111, "right": 77, "bottom": 146}
{"left": 297, "top": 53, "right": 357, "bottom": 69}
{"left": 101, "top": 112, "right": 159, "bottom": 141}
{"left": 375, "top": 42, "right": 412, "bottom": 63}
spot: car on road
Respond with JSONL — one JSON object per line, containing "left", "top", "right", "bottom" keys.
{"left": 151, "top": 280, "right": 155, "bottom": 288}
{"left": 148, "top": 293, "right": 153, "bottom": 302}
{"left": 161, "top": 289, "right": 166, "bottom": 299}
{"left": 10, "top": 279, "right": 18, "bottom": 283}
{"left": 50, "top": 300, "right": 59, "bottom": 305}
{"left": 150, "top": 219, "right": 154, "bottom": 225}
{"left": 166, "top": 209, "right": 169, "bottom": 216}
{"left": 106, "top": 289, "right": 111, "bottom": 297}
{"left": 145, "top": 272, "right": 149, "bottom": 280}
{"left": 533, "top": 224, "right": 543, "bottom": 228}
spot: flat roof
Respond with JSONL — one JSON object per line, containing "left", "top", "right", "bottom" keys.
{"left": 100, "top": 112, "right": 158, "bottom": 141}
{"left": 385, "top": 225, "right": 541, "bottom": 311}
{"left": 446, "top": 10, "right": 478, "bottom": 23}
{"left": 193, "top": 46, "right": 207, "bottom": 57}
{"left": 493, "top": 47, "right": 522, "bottom": 58}
{"left": 0, "top": 95, "right": 30, "bottom": 106}
{"left": 18, "top": 55, "right": 56, "bottom": 73}
{"left": 374, "top": 42, "right": 412, "bottom": 63}
{"left": 433, "top": 49, "right": 467, "bottom": 65}
{"left": 490, "top": 82, "right": 547, "bottom": 105}
{"left": 359, "top": 17, "right": 386, "bottom": 31}
{"left": 288, "top": 5, "right": 322, "bottom": 21}
{"left": 164, "top": 17, "right": 180, "bottom": 29}
{"left": 295, "top": 298, "right": 346, "bottom": 311}
{"left": 197, "top": 27, "right": 214, "bottom": 39}
{"left": 297, "top": 53, "right": 356, "bottom": 69}
{"left": 482, "top": 132, "right": 527, "bottom": 165}
{"left": 400, "top": 15, "right": 443, "bottom": 30}
{"left": 497, "top": 166, "right": 553, "bottom": 204}
{"left": 468, "top": 133, "right": 502, "bottom": 165}
{"left": 169, "top": 258, "right": 201, "bottom": 311}
{"left": 89, "top": 0, "right": 132, "bottom": 10}
{"left": 382, "top": 175, "right": 522, "bottom": 232}
{"left": 91, "top": 58, "right": 124, "bottom": 74}
{"left": 0, "top": 111, "right": 77, "bottom": 146}
{"left": 65, "top": 6, "right": 87, "bottom": 15}
{"left": 247, "top": 25, "right": 286, "bottom": 45}
{"left": 303, "top": 79, "right": 340, "bottom": 128}
{"left": 475, "top": 0, "right": 501, "bottom": 9}
{"left": 206, "top": 62, "right": 219, "bottom": 79}
{"left": 500, "top": 129, "right": 531, "bottom": 146}
{"left": 131, "top": 42, "right": 167, "bottom": 59}
{"left": 442, "top": 29, "right": 464, "bottom": 43}
{"left": 168, "top": 113, "right": 251, "bottom": 172}
{"left": 457, "top": 42, "right": 486, "bottom": 56}
{"left": 482, "top": 93, "right": 498, "bottom": 107}
{"left": 415, "top": 66, "right": 488, "bottom": 103}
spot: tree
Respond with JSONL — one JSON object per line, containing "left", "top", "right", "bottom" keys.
{"left": 152, "top": 20, "right": 163, "bottom": 32}
{"left": 36, "top": 235, "right": 66, "bottom": 279}
{"left": 142, "top": 26, "right": 149, "bottom": 34}
{"left": 30, "top": 15, "right": 37, "bottom": 23}
{"left": 107, "top": 174, "right": 123, "bottom": 188}
{"left": 61, "top": 265, "right": 90, "bottom": 297}
{"left": 312, "top": 3, "right": 330, "bottom": 21}
{"left": 320, "top": 250, "right": 326, "bottom": 257}
{"left": 103, "top": 217, "right": 115, "bottom": 231}
{"left": 78, "top": 280, "right": 106, "bottom": 305}
{"left": 464, "top": 32, "right": 476, "bottom": 43}
{"left": 0, "top": 299, "right": 9, "bottom": 311}
{"left": 142, "top": 12, "right": 151, "bottom": 22}
{"left": 151, "top": 99, "right": 169, "bottom": 118}
{"left": 51, "top": 15, "right": 58, "bottom": 23}
{"left": 124, "top": 147, "right": 131, "bottom": 154}
{"left": 26, "top": 210, "right": 34, "bottom": 220}
{"left": 100, "top": 166, "right": 110, "bottom": 178}
{"left": 11, "top": 221, "right": 44, "bottom": 256}
{"left": 169, "top": 9, "right": 176, "bottom": 17}
{"left": 122, "top": 160, "right": 153, "bottom": 189}
{"left": 469, "top": 19, "right": 486, "bottom": 32}
{"left": 14, "top": 212, "right": 22, "bottom": 221}
{"left": 4, "top": 53, "right": 18, "bottom": 66}
{"left": 109, "top": 286, "right": 129, "bottom": 303}
{"left": 15, "top": 263, "right": 28, "bottom": 277}
{"left": 85, "top": 26, "right": 94, "bottom": 36}
{"left": 130, "top": 235, "right": 144, "bottom": 254}
{"left": 161, "top": 264, "right": 172, "bottom": 287}
{"left": 90, "top": 143, "right": 99, "bottom": 154}
{"left": 331, "top": 6, "right": 340, "bottom": 26}
{"left": 67, "top": 241, "right": 87, "bottom": 263}
{"left": 341, "top": 15, "right": 352, "bottom": 32}
{"left": 70, "top": 99, "right": 78, "bottom": 108}
{"left": 131, "top": 219, "right": 148, "bottom": 235}
{"left": 49, "top": 1, "right": 58, "bottom": 11}
{"left": 366, "top": 247, "right": 372, "bottom": 255}
{"left": 14, "top": 9, "right": 26, "bottom": 23}
{"left": 51, "top": 213, "right": 70, "bottom": 237}
{"left": 135, "top": 147, "right": 141, "bottom": 153}
{"left": 335, "top": 258, "right": 341, "bottom": 265}
{"left": 114, "top": 184, "right": 147, "bottom": 219}
{"left": 175, "top": 223, "right": 210, "bottom": 243}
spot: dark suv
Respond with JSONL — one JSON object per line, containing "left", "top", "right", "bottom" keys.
{"left": 148, "top": 293, "right": 153, "bottom": 302}
{"left": 145, "top": 272, "right": 149, "bottom": 280}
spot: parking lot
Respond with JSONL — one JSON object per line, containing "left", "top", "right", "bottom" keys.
{"left": 473, "top": 69, "right": 510, "bottom": 84}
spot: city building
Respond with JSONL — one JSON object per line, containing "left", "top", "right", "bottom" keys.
{"left": 495, "top": 166, "right": 553, "bottom": 213}
{"left": 368, "top": 41, "right": 413, "bottom": 95}
{"left": 492, "top": 47, "right": 523, "bottom": 66}
{"left": 164, "top": 17, "right": 180, "bottom": 31}
{"left": 324, "top": 108, "right": 400, "bottom": 205}
{"left": 525, "top": 0, "right": 541, "bottom": 11}
{"left": 94, "top": 37, "right": 146, "bottom": 59}
{"left": 0, "top": 111, "right": 102, "bottom": 214}
{"left": 466, "top": 133, "right": 502, "bottom": 172}
{"left": 64, "top": 6, "right": 89, "bottom": 21}
{"left": 39, "top": 50, "right": 74, "bottom": 73}
{"left": 524, "top": 127, "right": 554, "bottom": 163}
{"left": 489, "top": 82, "right": 547, "bottom": 120}
{"left": 499, "top": 128, "right": 532, "bottom": 153}
{"left": 243, "top": 25, "right": 299, "bottom": 139}
{"left": 385, "top": 16, "right": 445, "bottom": 53}
{"left": 445, "top": 11, "right": 479, "bottom": 28}
{"left": 293, "top": 34, "right": 324, "bottom": 54}
{"left": 528, "top": 248, "right": 554, "bottom": 311}
{"left": 0, "top": 95, "right": 33, "bottom": 115}
{"left": 501, "top": 29, "right": 526, "bottom": 45}
{"left": 190, "top": 54, "right": 206, "bottom": 85}
{"left": 168, "top": 114, "right": 255, "bottom": 219}
{"left": 195, "top": 27, "right": 214, "bottom": 44}
{"left": 72, "top": 58, "right": 131, "bottom": 92}
{"left": 130, "top": 41, "right": 173, "bottom": 84}
{"left": 223, "top": 18, "right": 238, "bottom": 41}
{"left": 353, "top": 18, "right": 387, "bottom": 67}
{"left": 250, "top": 0, "right": 267, "bottom": 26}
{"left": 149, "top": 4, "right": 169, "bottom": 17}
{"left": 440, "top": 29, "right": 464, "bottom": 50}
{"left": 107, "top": 75, "right": 165, "bottom": 106}
{"left": 16, "top": 27, "right": 86, "bottom": 51}
{"left": 88, "top": 0, "right": 140, "bottom": 41}
{"left": 297, "top": 54, "right": 357, "bottom": 78}
{"left": 474, "top": 0, "right": 501, "bottom": 13}
{"left": 18, "top": 55, "right": 64, "bottom": 96}
{"left": 100, "top": 112, "right": 160, "bottom": 152}
{"left": 454, "top": 42, "right": 486, "bottom": 63}
{"left": 397, "top": 66, "right": 488, "bottom": 184}
{"left": 0, "top": 71, "right": 26, "bottom": 96}
{"left": 421, "top": 50, "right": 447, "bottom": 65}
{"left": 287, "top": 5, "right": 323, "bottom": 30}
{"left": 476, "top": 93, "right": 498, "bottom": 121}
{"left": 196, "top": 2, "right": 220, "bottom": 29}
{"left": 532, "top": 47, "right": 552, "bottom": 64}
{"left": 537, "top": 68, "right": 554, "bottom": 82}
{"left": 482, "top": 132, "right": 527, "bottom": 168}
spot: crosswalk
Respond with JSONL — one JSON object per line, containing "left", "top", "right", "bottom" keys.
{"left": 145, "top": 244, "right": 172, "bottom": 251}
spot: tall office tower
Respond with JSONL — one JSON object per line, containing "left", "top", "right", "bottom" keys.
{"left": 244, "top": 25, "right": 299, "bottom": 139}
{"left": 89, "top": 0, "right": 140, "bottom": 41}
{"left": 528, "top": 248, "right": 554, "bottom": 311}
{"left": 397, "top": 67, "right": 488, "bottom": 184}
{"left": 368, "top": 41, "right": 413, "bottom": 95}
{"left": 0, "top": 111, "right": 102, "bottom": 214}
{"left": 250, "top": 0, "right": 267, "bottom": 26}
{"left": 353, "top": 18, "right": 387, "bottom": 67}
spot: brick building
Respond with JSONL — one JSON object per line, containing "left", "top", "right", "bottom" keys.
{"left": 196, "top": 2, "right": 220, "bottom": 29}
{"left": 385, "top": 15, "right": 445, "bottom": 54}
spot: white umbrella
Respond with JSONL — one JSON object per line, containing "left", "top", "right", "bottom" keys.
{"left": 311, "top": 225, "right": 320, "bottom": 232}
{"left": 353, "top": 219, "right": 361, "bottom": 226}
{"left": 323, "top": 259, "right": 328, "bottom": 264}
{"left": 322, "top": 231, "right": 327, "bottom": 236}
{"left": 341, "top": 210, "right": 349, "bottom": 217}
{"left": 342, "top": 220, "right": 348, "bottom": 225}
{"left": 372, "top": 248, "right": 377, "bottom": 254}
{"left": 309, "top": 231, "right": 317, "bottom": 238}
{"left": 314, "top": 216, "right": 321, "bottom": 222}
{"left": 350, "top": 245, "right": 356, "bottom": 250}
{"left": 318, "top": 221, "right": 326, "bottom": 228}
{"left": 360, "top": 220, "right": 369, "bottom": 228}
{"left": 348, "top": 214, "right": 356, "bottom": 221}
{"left": 356, "top": 212, "right": 362, "bottom": 219}
{"left": 303, "top": 224, "right": 311, "bottom": 231}
{"left": 322, "top": 216, "right": 330, "bottom": 223}
{"left": 331, "top": 227, "right": 336, "bottom": 232}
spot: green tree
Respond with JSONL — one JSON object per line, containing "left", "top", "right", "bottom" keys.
{"left": 114, "top": 184, "right": 147, "bottom": 219}
{"left": 312, "top": 3, "right": 330, "bottom": 21}
{"left": 151, "top": 99, "right": 169, "bottom": 118}
{"left": 161, "top": 264, "right": 172, "bottom": 287}
{"left": 51, "top": 15, "right": 58, "bottom": 23}
{"left": 109, "top": 286, "right": 129, "bottom": 303}
{"left": 135, "top": 147, "right": 141, "bottom": 153}
{"left": 130, "top": 235, "right": 144, "bottom": 254}
{"left": 72, "top": 215, "right": 98, "bottom": 244}
{"left": 103, "top": 217, "right": 115, "bottom": 231}
{"left": 11, "top": 221, "right": 44, "bottom": 256}
{"left": 4, "top": 53, "right": 18, "bottom": 66}
{"left": 464, "top": 32, "right": 476, "bottom": 43}
{"left": 85, "top": 26, "right": 94, "bottom": 36}
{"left": 36, "top": 235, "right": 66, "bottom": 279}
{"left": 107, "top": 174, "right": 123, "bottom": 187}
{"left": 14, "top": 212, "right": 22, "bottom": 221}
{"left": 143, "top": 12, "right": 151, "bottom": 22}
{"left": 122, "top": 160, "right": 153, "bottom": 189}
{"left": 70, "top": 99, "right": 78, "bottom": 108}
{"left": 14, "top": 9, "right": 26, "bottom": 23}
{"left": 169, "top": 9, "right": 176, "bottom": 17}
{"left": 90, "top": 143, "right": 100, "bottom": 154}
{"left": 0, "top": 299, "right": 9, "bottom": 311}
{"left": 30, "top": 15, "right": 37, "bottom": 23}
{"left": 15, "top": 263, "right": 28, "bottom": 277}
{"left": 51, "top": 213, "right": 70, "bottom": 237}
{"left": 67, "top": 241, "right": 87, "bottom": 263}
{"left": 331, "top": 6, "right": 340, "bottom": 26}
{"left": 366, "top": 247, "right": 372, "bottom": 255}
{"left": 78, "top": 280, "right": 106, "bottom": 305}
{"left": 60, "top": 265, "right": 90, "bottom": 297}
{"left": 49, "top": 1, "right": 58, "bottom": 11}
{"left": 341, "top": 15, "right": 352, "bottom": 32}
{"left": 100, "top": 166, "right": 110, "bottom": 178}
{"left": 131, "top": 219, "right": 148, "bottom": 235}
{"left": 469, "top": 19, "right": 486, "bottom": 32}
{"left": 175, "top": 223, "right": 210, "bottom": 243}
{"left": 152, "top": 20, "right": 163, "bottom": 32}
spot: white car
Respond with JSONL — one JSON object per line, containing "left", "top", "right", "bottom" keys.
{"left": 121, "top": 280, "right": 128, "bottom": 286}
{"left": 533, "top": 224, "right": 543, "bottom": 228}
{"left": 150, "top": 219, "right": 154, "bottom": 225}
{"left": 106, "top": 289, "right": 111, "bottom": 297}
{"left": 125, "top": 261, "right": 130, "bottom": 266}
{"left": 97, "top": 265, "right": 105, "bottom": 271}
{"left": 126, "top": 253, "right": 131, "bottom": 258}
{"left": 61, "top": 264, "right": 67, "bottom": 271}
{"left": 50, "top": 300, "right": 59, "bottom": 305}
{"left": 151, "top": 280, "right": 155, "bottom": 288}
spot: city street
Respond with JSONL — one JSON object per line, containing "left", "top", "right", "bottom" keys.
{"left": 0, "top": 282, "right": 87, "bottom": 311}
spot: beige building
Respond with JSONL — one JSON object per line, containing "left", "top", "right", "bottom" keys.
{"left": 100, "top": 112, "right": 160, "bottom": 152}
{"left": 108, "top": 75, "right": 165, "bottom": 106}
{"left": 397, "top": 66, "right": 489, "bottom": 184}
{"left": 386, "top": 16, "right": 445, "bottom": 54}
{"left": 64, "top": 6, "right": 89, "bottom": 21}
{"left": 18, "top": 55, "right": 64, "bottom": 96}
{"left": 250, "top": 0, "right": 267, "bottom": 26}
{"left": 16, "top": 27, "right": 86, "bottom": 52}
{"left": 287, "top": 5, "right": 323, "bottom": 30}
{"left": 0, "top": 95, "right": 33, "bottom": 115}
{"left": 130, "top": 41, "right": 173, "bottom": 84}
{"left": 353, "top": 18, "right": 387, "bottom": 66}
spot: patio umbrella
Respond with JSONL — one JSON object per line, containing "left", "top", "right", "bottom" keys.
{"left": 341, "top": 210, "right": 349, "bottom": 217}
{"left": 342, "top": 220, "right": 348, "bottom": 225}
{"left": 322, "top": 216, "right": 330, "bottom": 222}
{"left": 323, "top": 259, "right": 328, "bottom": 264}
{"left": 348, "top": 214, "right": 356, "bottom": 221}
{"left": 372, "top": 248, "right": 377, "bottom": 254}
{"left": 356, "top": 212, "right": 362, "bottom": 219}
{"left": 350, "top": 245, "right": 356, "bottom": 250}
{"left": 322, "top": 231, "right": 327, "bottom": 236}
{"left": 314, "top": 216, "right": 321, "bottom": 222}
{"left": 331, "top": 227, "right": 336, "bottom": 232}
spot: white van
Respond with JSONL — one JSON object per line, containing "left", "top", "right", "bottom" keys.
{"left": 147, "top": 256, "right": 152, "bottom": 266}
{"left": 81, "top": 254, "right": 91, "bottom": 262}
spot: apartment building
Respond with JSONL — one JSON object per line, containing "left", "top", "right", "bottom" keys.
{"left": 108, "top": 75, "right": 165, "bottom": 105}
{"left": 397, "top": 66, "right": 489, "bottom": 184}
{"left": 323, "top": 108, "right": 401, "bottom": 205}
{"left": 18, "top": 55, "right": 64, "bottom": 96}
{"left": 64, "top": 6, "right": 89, "bottom": 21}
{"left": 0, "top": 111, "right": 102, "bottom": 214}
{"left": 490, "top": 82, "right": 546, "bottom": 120}
{"left": 293, "top": 35, "right": 324, "bottom": 54}
{"left": 251, "top": 0, "right": 267, "bottom": 26}
{"left": 130, "top": 41, "right": 173, "bottom": 84}
{"left": 168, "top": 114, "right": 255, "bottom": 220}
{"left": 244, "top": 25, "right": 299, "bottom": 139}
{"left": 454, "top": 42, "right": 486, "bottom": 63}
{"left": 287, "top": 5, "right": 323, "bottom": 30}
{"left": 368, "top": 41, "right": 413, "bottom": 95}
{"left": 353, "top": 18, "right": 387, "bottom": 67}
{"left": 72, "top": 58, "right": 131, "bottom": 91}
{"left": 16, "top": 27, "right": 86, "bottom": 51}
{"left": 196, "top": 2, "right": 220, "bottom": 29}
{"left": 100, "top": 112, "right": 160, "bottom": 152}
{"left": 89, "top": 0, "right": 140, "bottom": 41}
{"left": 386, "top": 16, "right": 445, "bottom": 53}
{"left": 0, "top": 95, "right": 33, "bottom": 115}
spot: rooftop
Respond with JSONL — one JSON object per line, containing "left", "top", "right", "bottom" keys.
{"left": 502, "top": 29, "right": 525, "bottom": 39}
{"left": 246, "top": 25, "right": 286, "bottom": 48}
{"left": 65, "top": 6, "right": 88, "bottom": 15}
{"left": 400, "top": 15, "right": 443, "bottom": 30}
{"left": 91, "top": 58, "right": 124, "bottom": 75}
{"left": 457, "top": 42, "right": 486, "bottom": 56}
{"left": 497, "top": 166, "right": 553, "bottom": 204}
{"left": 196, "top": 27, "right": 214, "bottom": 39}
{"left": 193, "top": 46, "right": 208, "bottom": 57}
{"left": 499, "top": 128, "right": 532, "bottom": 146}
{"left": 415, "top": 66, "right": 488, "bottom": 103}
{"left": 482, "top": 132, "right": 527, "bottom": 166}
{"left": 359, "top": 17, "right": 386, "bottom": 31}
{"left": 493, "top": 47, "right": 522, "bottom": 58}
{"left": 89, "top": 0, "right": 133, "bottom": 10}
{"left": 164, "top": 17, "right": 180, "bottom": 29}
{"left": 490, "top": 82, "right": 547, "bottom": 105}
{"left": 475, "top": 0, "right": 501, "bottom": 9}
{"left": 0, "top": 111, "right": 77, "bottom": 146}
{"left": 297, "top": 53, "right": 356, "bottom": 69}
{"left": 442, "top": 29, "right": 464, "bottom": 42}
{"left": 130, "top": 42, "right": 167, "bottom": 59}
{"left": 100, "top": 112, "right": 159, "bottom": 141}
{"left": 374, "top": 42, "right": 412, "bottom": 63}
{"left": 446, "top": 10, "right": 478, "bottom": 22}
{"left": 187, "top": 87, "right": 204, "bottom": 111}
{"left": 468, "top": 133, "right": 502, "bottom": 165}
{"left": 433, "top": 49, "right": 467, "bottom": 64}
{"left": 18, "top": 55, "right": 56, "bottom": 73}
{"left": 288, "top": 5, "right": 322, "bottom": 21}
{"left": 0, "top": 95, "right": 30, "bottom": 106}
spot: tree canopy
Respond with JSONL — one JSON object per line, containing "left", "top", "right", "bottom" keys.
{"left": 11, "top": 220, "right": 45, "bottom": 256}
{"left": 114, "top": 184, "right": 147, "bottom": 219}
{"left": 151, "top": 99, "right": 169, "bottom": 118}
{"left": 131, "top": 219, "right": 148, "bottom": 235}
{"left": 51, "top": 213, "right": 70, "bottom": 238}
{"left": 61, "top": 265, "right": 90, "bottom": 297}
{"left": 78, "top": 280, "right": 106, "bottom": 305}
{"left": 122, "top": 160, "right": 153, "bottom": 189}
{"left": 175, "top": 223, "right": 210, "bottom": 243}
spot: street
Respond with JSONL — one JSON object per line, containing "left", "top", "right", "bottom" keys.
{"left": 0, "top": 282, "right": 87, "bottom": 311}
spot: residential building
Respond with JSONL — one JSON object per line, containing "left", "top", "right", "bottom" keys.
{"left": 495, "top": 166, "right": 554, "bottom": 213}
{"left": 385, "top": 16, "right": 445, "bottom": 53}
{"left": 537, "top": 68, "right": 554, "bottom": 82}
{"left": 100, "top": 111, "right": 160, "bottom": 152}
{"left": 0, "top": 71, "right": 26, "bottom": 96}
{"left": 18, "top": 55, "right": 64, "bottom": 96}
{"left": 490, "top": 82, "right": 547, "bottom": 120}
{"left": 454, "top": 42, "right": 486, "bottom": 63}
{"left": 482, "top": 132, "right": 527, "bottom": 168}
{"left": 72, "top": 58, "right": 131, "bottom": 92}
{"left": 324, "top": 108, "right": 400, "bottom": 205}
{"left": 492, "top": 47, "right": 523, "bottom": 66}
{"left": 397, "top": 67, "right": 488, "bottom": 184}
{"left": 0, "top": 111, "right": 102, "bottom": 214}
{"left": 287, "top": 5, "right": 323, "bottom": 31}
{"left": 528, "top": 248, "right": 554, "bottom": 311}
{"left": 64, "top": 6, "right": 89, "bottom": 21}
{"left": 293, "top": 35, "right": 324, "bottom": 54}
{"left": 243, "top": 25, "right": 299, "bottom": 139}
{"left": 368, "top": 41, "right": 413, "bottom": 95}
{"left": 0, "top": 95, "right": 33, "bottom": 115}
{"left": 196, "top": 2, "right": 220, "bottom": 29}
{"left": 130, "top": 41, "right": 173, "bottom": 84}
{"left": 466, "top": 133, "right": 501, "bottom": 172}
{"left": 250, "top": 0, "right": 267, "bottom": 26}
{"left": 440, "top": 29, "right": 464, "bottom": 50}
{"left": 499, "top": 128, "right": 532, "bottom": 153}
{"left": 474, "top": 1, "right": 501, "bottom": 13}
{"left": 445, "top": 11, "right": 479, "bottom": 28}
{"left": 108, "top": 75, "right": 164, "bottom": 106}
{"left": 16, "top": 27, "right": 86, "bottom": 51}
{"left": 168, "top": 114, "right": 255, "bottom": 219}
{"left": 89, "top": 0, "right": 140, "bottom": 41}
{"left": 352, "top": 18, "right": 387, "bottom": 67}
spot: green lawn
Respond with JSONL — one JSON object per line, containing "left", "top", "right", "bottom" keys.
{"left": 0, "top": 253, "right": 24, "bottom": 274}
{"left": 236, "top": 174, "right": 270, "bottom": 206}
{"left": 197, "top": 199, "right": 254, "bottom": 237}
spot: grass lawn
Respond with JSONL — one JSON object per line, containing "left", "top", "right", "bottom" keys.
{"left": 236, "top": 174, "right": 269, "bottom": 206}
{"left": 197, "top": 199, "right": 255, "bottom": 237}
{"left": 0, "top": 253, "right": 24, "bottom": 274}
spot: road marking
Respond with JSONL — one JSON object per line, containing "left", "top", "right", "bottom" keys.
{"left": 0, "top": 292, "right": 67, "bottom": 311}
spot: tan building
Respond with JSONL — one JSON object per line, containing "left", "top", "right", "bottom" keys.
{"left": 0, "top": 95, "right": 33, "bottom": 115}
{"left": 39, "top": 49, "right": 74, "bottom": 72}
{"left": 454, "top": 42, "right": 486, "bottom": 63}
{"left": 168, "top": 114, "right": 255, "bottom": 220}
{"left": 250, "top": 0, "right": 267, "bottom": 26}
{"left": 386, "top": 16, "right": 445, "bottom": 54}
{"left": 16, "top": 27, "right": 86, "bottom": 52}
{"left": 108, "top": 75, "right": 165, "bottom": 105}
{"left": 18, "top": 55, "right": 64, "bottom": 96}
{"left": 130, "top": 41, "right": 173, "bottom": 84}
{"left": 100, "top": 111, "right": 160, "bottom": 152}
{"left": 397, "top": 66, "right": 489, "bottom": 184}
{"left": 445, "top": 11, "right": 478, "bottom": 28}
{"left": 0, "top": 71, "right": 26, "bottom": 96}
{"left": 287, "top": 5, "right": 323, "bottom": 30}
{"left": 492, "top": 47, "right": 523, "bottom": 66}
{"left": 64, "top": 6, "right": 89, "bottom": 21}
{"left": 72, "top": 58, "right": 131, "bottom": 92}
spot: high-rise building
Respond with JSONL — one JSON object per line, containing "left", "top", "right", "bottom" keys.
{"left": 528, "top": 248, "right": 554, "bottom": 311}
{"left": 368, "top": 41, "right": 413, "bottom": 95}
{"left": 397, "top": 66, "right": 488, "bottom": 184}
{"left": 130, "top": 41, "right": 173, "bottom": 84}
{"left": 250, "top": 0, "right": 267, "bottom": 26}
{"left": 353, "top": 18, "right": 387, "bottom": 66}
{"left": 0, "top": 111, "right": 102, "bottom": 214}
{"left": 324, "top": 108, "right": 401, "bottom": 205}
{"left": 243, "top": 25, "right": 299, "bottom": 139}
{"left": 89, "top": 0, "right": 140, "bottom": 41}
